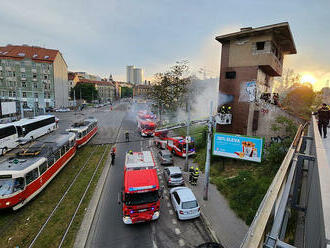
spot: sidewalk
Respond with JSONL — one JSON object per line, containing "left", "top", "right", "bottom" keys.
{"left": 181, "top": 161, "right": 248, "bottom": 248}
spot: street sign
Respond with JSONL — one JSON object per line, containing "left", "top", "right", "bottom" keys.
{"left": 213, "top": 133, "right": 263, "bottom": 162}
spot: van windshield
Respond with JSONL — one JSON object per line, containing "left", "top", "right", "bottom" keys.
{"left": 171, "top": 173, "right": 182, "bottom": 179}
{"left": 125, "top": 190, "right": 159, "bottom": 206}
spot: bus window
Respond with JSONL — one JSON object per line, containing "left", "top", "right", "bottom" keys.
{"left": 13, "top": 177, "right": 25, "bottom": 192}
{"left": 39, "top": 162, "right": 47, "bottom": 175}
{"left": 25, "top": 168, "right": 39, "bottom": 185}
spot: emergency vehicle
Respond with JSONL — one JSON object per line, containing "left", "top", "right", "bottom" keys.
{"left": 136, "top": 111, "right": 157, "bottom": 136}
{"left": 120, "top": 151, "right": 161, "bottom": 224}
{"left": 154, "top": 131, "right": 195, "bottom": 157}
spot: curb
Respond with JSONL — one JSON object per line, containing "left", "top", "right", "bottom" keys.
{"left": 74, "top": 147, "right": 112, "bottom": 248}
{"left": 200, "top": 208, "right": 221, "bottom": 245}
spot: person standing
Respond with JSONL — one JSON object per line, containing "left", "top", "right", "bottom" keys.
{"left": 316, "top": 103, "right": 330, "bottom": 138}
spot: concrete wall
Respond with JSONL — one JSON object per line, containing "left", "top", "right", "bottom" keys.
{"left": 53, "top": 53, "right": 68, "bottom": 107}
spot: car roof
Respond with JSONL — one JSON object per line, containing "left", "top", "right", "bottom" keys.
{"left": 175, "top": 187, "right": 196, "bottom": 202}
{"left": 167, "top": 166, "right": 182, "bottom": 174}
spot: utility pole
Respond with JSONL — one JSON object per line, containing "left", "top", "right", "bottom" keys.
{"left": 185, "top": 97, "right": 191, "bottom": 172}
{"left": 73, "top": 89, "right": 76, "bottom": 107}
{"left": 19, "top": 88, "right": 24, "bottom": 119}
{"left": 203, "top": 101, "right": 213, "bottom": 201}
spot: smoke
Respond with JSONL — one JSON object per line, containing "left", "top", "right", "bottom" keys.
{"left": 218, "top": 92, "right": 234, "bottom": 106}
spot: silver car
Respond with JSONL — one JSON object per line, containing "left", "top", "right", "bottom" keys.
{"left": 163, "top": 167, "right": 184, "bottom": 186}
{"left": 157, "top": 150, "right": 173, "bottom": 165}
{"left": 170, "top": 187, "right": 200, "bottom": 220}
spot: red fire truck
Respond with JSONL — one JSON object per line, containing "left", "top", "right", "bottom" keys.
{"left": 154, "top": 131, "right": 195, "bottom": 157}
{"left": 137, "top": 111, "right": 157, "bottom": 136}
{"left": 120, "top": 151, "right": 161, "bottom": 224}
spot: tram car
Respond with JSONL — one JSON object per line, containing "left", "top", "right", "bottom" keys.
{"left": 66, "top": 117, "right": 98, "bottom": 148}
{"left": 0, "top": 132, "right": 76, "bottom": 210}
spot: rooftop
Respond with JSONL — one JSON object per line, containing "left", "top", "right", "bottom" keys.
{"left": 0, "top": 44, "right": 59, "bottom": 63}
{"left": 215, "top": 22, "right": 297, "bottom": 54}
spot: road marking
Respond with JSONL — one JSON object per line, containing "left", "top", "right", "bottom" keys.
{"left": 167, "top": 202, "right": 171, "bottom": 207}
{"left": 175, "top": 228, "right": 181, "bottom": 235}
{"left": 178, "top": 239, "right": 185, "bottom": 247}
{"left": 169, "top": 209, "right": 173, "bottom": 215}
{"left": 172, "top": 219, "right": 177, "bottom": 225}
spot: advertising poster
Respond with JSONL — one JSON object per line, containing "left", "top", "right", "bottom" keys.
{"left": 213, "top": 133, "right": 263, "bottom": 162}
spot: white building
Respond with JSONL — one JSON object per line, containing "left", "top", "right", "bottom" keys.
{"left": 126, "top": 65, "right": 144, "bottom": 84}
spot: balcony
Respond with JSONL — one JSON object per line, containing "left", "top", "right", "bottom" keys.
{"left": 257, "top": 53, "right": 283, "bottom": 76}
{"left": 31, "top": 68, "right": 37, "bottom": 73}
{"left": 21, "top": 77, "right": 26, "bottom": 81}
{"left": 20, "top": 68, "right": 26, "bottom": 73}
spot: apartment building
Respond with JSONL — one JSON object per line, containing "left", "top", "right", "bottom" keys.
{"left": 0, "top": 44, "right": 68, "bottom": 109}
{"left": 68, "top": 72, "right": 79, "bottom": 98}
{"left": 78, "top": 79, "right": 116, "bottom": 102}
{"left": 215, "top": 22, "right": 297, "bottom": 137}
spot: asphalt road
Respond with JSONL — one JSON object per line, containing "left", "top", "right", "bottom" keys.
{"left": 85, "top": 104, "right": 212, "bottom": 248}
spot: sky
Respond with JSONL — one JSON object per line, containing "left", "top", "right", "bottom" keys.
{"left": 1, "top": 0, "right": 329, "bottom": 89}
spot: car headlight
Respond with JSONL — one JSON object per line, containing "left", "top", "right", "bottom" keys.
{"left": 5, "top": 201, "right": 10, "bottom": 206}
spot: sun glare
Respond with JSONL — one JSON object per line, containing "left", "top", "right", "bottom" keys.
{"left": 301, "top": 74, "right": 317, "bottom": 85}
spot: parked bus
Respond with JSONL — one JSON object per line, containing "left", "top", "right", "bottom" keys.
{"left": 0, "top": 132, "right": 76, "bottom": 210}
{"left": 0, "top": 123, "right": 19, "bottom": 155}
{"left": 13, "top": 115, "right": 57, "bottom": 142}
{"left": 120, "top": 151, "right": 161, "bottom": 224}
{"left": 66, "top": 117, "right": 98, "bottom": 147}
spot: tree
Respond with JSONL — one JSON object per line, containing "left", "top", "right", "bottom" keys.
{"left": 281, "top": 83, "right": 316, "bottom": 119}
{"left": 149, "top": 61, "right": 191, "bottom": 118}
{"left": 121, "top": 87, "right": 133, "bottom": 98}
{"left": 70, "top": 83, "right": 98, "bottom": 102}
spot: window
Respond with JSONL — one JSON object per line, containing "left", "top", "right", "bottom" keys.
{"left": 44, "top": 75, "right": 48, "bottom": 80}
{"left": 0, "top": 125, "right": 16, "bottom": 139}
{"left": 18, "top": 53, "right": 25, "bottom": 57}
{"left": 13, "top": 72, "right": 16, "bottom": 77}
{"left": 23, "top": 102, "right": 28, "bottom": 107}
{"left": 39, "top": 162, "right": 47, "bottom": 175}
{"left": 22, "top": 81, "right": 27, "bottom": 87}
{"left": 26, "top": 168, "right": 39, "bottom": 185}
{"left": 173, "top": 192, "right": 181, "bottom": 204}
{"left": 13, "top": 91, "right": 16, "bottom": 97}
{"left": 33, "top": 73, "right": 37, "bottom": 79}
{"left": 225, "top": 71, "right": 236, "bottom": 79}
{"left": 34, "top": 93, "right": 38, "bottom": 98}
{"left": 44, "top": 55, "right": 50, "bottom": 59}
{"left": 21, "top": 74, "right": 26, "bottom": 78}
{"left": 34, "top": 83, "right": 38, "bottom": 88}
{"left": 22, "top": 92, "right": 27, "bottom": 98}
{"left": 32, "top": 63, "right": 36, "bottom": 68}
{"left": 47, "top": 156, "right": 55, "bottom": 167}
{"left": 33, "top": 54, "right": 38, "bottom": 58}
{"left": 256, "top": 41, "right": 265, "bottom": 50}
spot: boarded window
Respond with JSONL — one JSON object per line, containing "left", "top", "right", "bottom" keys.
{"left": 225, "top": 71, "right": 236, "bottom": 79}
{"left": 256, "top": 42, "right": 265, "bottom": 50}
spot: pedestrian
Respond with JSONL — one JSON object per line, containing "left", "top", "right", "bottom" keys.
{"left": 189, "top": 166, "right": 194, "bottom": 183}
{"left": 316, "top": 103, "right": 330, "bottom": 138}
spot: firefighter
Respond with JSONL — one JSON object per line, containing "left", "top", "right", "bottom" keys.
{"left": 189, "top": 166, "right": 194, "bottom": 183}
{"left": 111, "top": 145, "right": 116, "bottom": 165}
{"left": 191, "top": 167, "right": 200, "bottom": 186}
{"left": 125, "top": 131, "right": 130, "bottom": 142}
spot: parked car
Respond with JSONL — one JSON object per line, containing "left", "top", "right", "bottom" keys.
{"left": 170, "top": 187, "right": 200, "bottom": 220}
{"left": 157, "top": 150, "right": 173, "bottom": 165}
{"left": 163, "top": 167, "right": 184, "bottom": 187}
{"left": 55, "top": 108, "right": 70, "bottom": 112}
{"left": 23, "top": 107, "right": 33, "bottom": 112}
{"left": 45, "top": 107, "right": 54, "bottom": 112}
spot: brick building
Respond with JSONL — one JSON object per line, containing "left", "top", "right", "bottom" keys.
{"left": 215, "top": 23, "right": 297, "bottom": 137}
{"left": 0, "top": 44, "right": 68, "bottom": 109}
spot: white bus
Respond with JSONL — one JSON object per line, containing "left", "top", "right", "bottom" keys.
{"left": 13, "top": 115, "right": 57, "bottom": 142}
{"left": 0, "top": 123, "right": 19, "bottom": 155}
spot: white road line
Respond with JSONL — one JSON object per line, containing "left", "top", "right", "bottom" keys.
{"left": 174, "top": 228, "right": 181, "bottom": 235}
{"left": 172, "top": 219, "right": 177, "bottom": 225}
{"left": 178, "top": 239, "right": 185, "bottom": 247}
{"left": 169, "top": 209, "right": 174, "bottom": 215}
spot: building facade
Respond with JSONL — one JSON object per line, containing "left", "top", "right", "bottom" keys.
{"left": 68, "top": 72, "right": 79, "bottom": 98}
{"left": 215, "top": 23, "right": 297, "bottom": 138}
{"left": 78, "top": 79, "right": 116, "bottom": 103}
{"left": 126, "top": 65, "right": 144, "bottom": 84}
{"left": 0, "top": 45, "right": 68, "bottom": 109}
{"left": 133, "top": 84, "right": 151, "bottom": 97}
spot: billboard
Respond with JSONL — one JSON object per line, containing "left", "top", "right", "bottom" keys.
{"left": 1, "top": 101, "right": 17, "bottom": 116}
{"left": 213, "top": 133, "right": 263, "bottom": 162}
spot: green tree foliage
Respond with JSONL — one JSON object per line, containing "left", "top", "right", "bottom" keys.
{"left": 70, "top": 83, "right": 98, "bottom": 102}
{"left": 281, "top": 83, "right": 316, "bottom": 119}
{"left": 121, "top": 87, "right": 133, "bottom": 98}
{"left": 149, "top": 61, "right": 191, "bottom": 115}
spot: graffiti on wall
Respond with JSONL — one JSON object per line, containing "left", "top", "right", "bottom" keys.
{"left": 239, "top": 81, "right": 256, "bottom": 102}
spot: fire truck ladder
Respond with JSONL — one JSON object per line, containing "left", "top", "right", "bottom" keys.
{"left": 155, "top": 118, "right": 209, "bottom": 133}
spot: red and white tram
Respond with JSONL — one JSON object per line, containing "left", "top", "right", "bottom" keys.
{"left": 0, "top": 132, "right": 76, "bottom": 210}
{"left": 66, "top": 117, "right": 98, "bottom": 148}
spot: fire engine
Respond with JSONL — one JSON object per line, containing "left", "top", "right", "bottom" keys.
{"left": 136, "top": 111, "right": 157, "bottom": 136}
{"left": 120, "top": 151, "right": 161, "bottom": 224}
{"left": 154, "top": 131, "right": 195, "bottom": 157}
